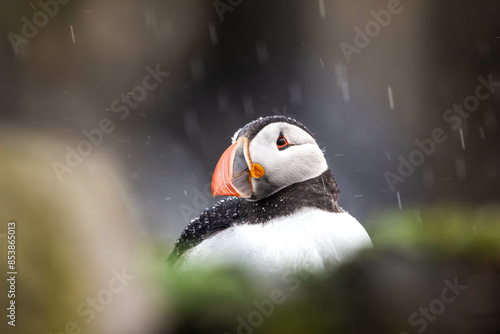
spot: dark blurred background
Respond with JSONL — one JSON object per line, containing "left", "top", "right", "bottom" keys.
{"left": 1, "top": 0, "right": 499, "bottom": 239}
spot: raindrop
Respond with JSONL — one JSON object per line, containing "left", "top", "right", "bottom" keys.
{"left": 484, "top": 108, "right": 498, "bottom": 134}
{"left": 414, "top": 209, "right": 422, "bottom": 225}
{"left": 422, "top": 166, "right": 435, "bottom": 190}
{"left": 318, "top": 0, "right": 326, "bottom": 18}
{"left": 208, "top": 22, "right": 218, "bottom": 45}
{"left": 396, "top": 191, "right": 402, "bottom": 210}
{"left": 255, "top": 40, "right": 269, "bottom": 66}
{"left": 479, "top": 126, "right": 486, "bottom": 140}
{"left": 387, "top": 85, "right": 394, "bottom": 110}
{"left": 189, "top": 55, "right": 205, "bottom": 83}
{"left": 70, "top": 25, "right": 76, "bottom": 43}
{"left": 459, "top": 128, "right": 465, "bottom": 150}
{"left": 161, "top": 20, "right": 175, "bottom": 39}
{"left": 334, "top": 62, "right": 350, "bottom": 104}
{"left": 144, "top": 7, "right": 157, "bottom": 28}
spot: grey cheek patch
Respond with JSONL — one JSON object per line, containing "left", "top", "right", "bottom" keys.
{"left": 231, "top": 140, "right": 253, "bottom": 198}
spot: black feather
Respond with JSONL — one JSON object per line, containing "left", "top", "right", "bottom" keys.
{"left": 168, "top": 169, "right": 341, "bottom": 266}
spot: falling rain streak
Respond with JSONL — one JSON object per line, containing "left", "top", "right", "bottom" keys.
{"left": 422, "top": 166, "right": 435, "bottom": 190}
{"left": 334, "top": 62, "right": 350, "bottom": 104}
{"left": 318, "top": 0, "right": 326, "bottom": 18}
{"left": 255, "top": 40, "right": 269, "bottom": 66}
{"left": 459, "top": 128, "right": 465, "bottom": 150}
{"left": 388, "top": 85, "right": 394, "bottom": 110}
{"left": 70, "top": 25, "right": 75, "bottom": 43}
{"left": 189, "top": 55, "right": 205, "bottom": 83}
{"left": 479, "top": 126, "right": 486, "bottom": 140}
{"left": 208, "top": 22, "right": 218, "bottom": 45}
{"left": 414, "top": 209, "right": 422, "bottom": 225}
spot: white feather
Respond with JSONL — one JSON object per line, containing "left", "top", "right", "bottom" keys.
{"left": 178, "top": 208, "right": 372, "bottom": 274}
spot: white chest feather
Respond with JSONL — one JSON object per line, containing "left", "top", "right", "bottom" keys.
{"left": 178, "top": 208, "right": 372, "bottom": 274}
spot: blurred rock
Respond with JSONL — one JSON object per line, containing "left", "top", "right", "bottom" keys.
{"left": 0, "top": 125, "right": 165, "bottom": 334}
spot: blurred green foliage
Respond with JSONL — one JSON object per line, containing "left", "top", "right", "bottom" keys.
{"left": 158, "top": 205, "right": 500, "bottom": 334}
{"left": 370, "top": 204, "right": 500, "bottom": 259}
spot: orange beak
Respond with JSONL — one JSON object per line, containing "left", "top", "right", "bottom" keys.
{"left": 211, "top": 138, "right": 265, "bottom": 198}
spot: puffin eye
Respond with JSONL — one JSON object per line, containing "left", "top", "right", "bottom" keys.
{"left": 276, "top": 131, "right": 290, "bottom": 151}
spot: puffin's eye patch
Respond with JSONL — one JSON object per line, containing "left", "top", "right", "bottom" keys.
{"left": 276, "top": 131, "right": 290, "bottom": 151}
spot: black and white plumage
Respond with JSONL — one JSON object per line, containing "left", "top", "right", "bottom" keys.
{"left": 168, "top": 116, "right": 372, "bottom": 273}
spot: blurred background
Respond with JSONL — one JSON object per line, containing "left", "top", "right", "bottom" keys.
{"left": 0, "top": 0, "right": 499, "bottom": 333}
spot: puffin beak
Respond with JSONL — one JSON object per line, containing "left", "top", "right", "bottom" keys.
{"left": 211, "top": 138, "right": 265, "bottom": 198}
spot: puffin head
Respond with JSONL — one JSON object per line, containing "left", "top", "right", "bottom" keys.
{"left": 211, "top": 116, "right": 328, "bottom": 201}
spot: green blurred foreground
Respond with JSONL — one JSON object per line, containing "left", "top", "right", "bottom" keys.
{"left": 159, "top": 205, "right": 500, "bottom": 334}
{"left": 0, "top": 128, "right": 499, "bottom": 334}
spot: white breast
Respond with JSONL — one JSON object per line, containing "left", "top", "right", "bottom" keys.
{"left": 177, "top": 208, "right": 372, "bottom": 274}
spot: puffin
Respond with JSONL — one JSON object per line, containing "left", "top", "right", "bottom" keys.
{"left": 168, "top": 116, "right": 372, "bottom": 273}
